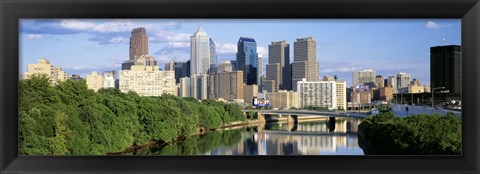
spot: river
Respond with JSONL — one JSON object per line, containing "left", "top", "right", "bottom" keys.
{"left": 120, "top": 117, "right": 365, "bottom": 155}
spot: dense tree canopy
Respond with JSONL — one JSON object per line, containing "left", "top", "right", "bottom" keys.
{"left": 359, "top": 111, "right": 461, "bottom": 155}
{"left": 19, "top": 75, "right": 245, "bottom": 155}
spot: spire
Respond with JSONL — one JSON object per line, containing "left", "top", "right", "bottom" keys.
{"left": 194, "top": 26, "right": 207, "bottom": 36}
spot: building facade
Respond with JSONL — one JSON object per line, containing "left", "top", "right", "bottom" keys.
{"left": 396, "top": 72, "right": 411, "bottom": 89}
{"left": 430, "top": 45, "right": 462, "bottom": 97}
{"left": 292, "top": 37, "right": 319, "bottom": 91}
{"left": 119, "top": 55, "right": 176, "bottom": 96}
{"left": 207, "top": 71, "right": 244, "bottom": 101}
{"left": 267, "top": 40, "right": 291, "bottom": 90}
{"left": 129, "top": 27, "right": 149, "bottom": 61}
{"left": 174, "top": 60, "right": 190, "bottom": 83}
{"left": 269, "top": 90, "right": 299, "bottom": 109}
{"left": 27, "top": 58, "right": 68, "bottom": 85}
{"left": 103, "top": 70, "right": 117, "bottom": 89}
{"left": 335, "top": 81, "right": 347, "bottom": 111}
{"left": 297, "top": 78, "right": 337, "bottom": 110}
{"left": 375, "top": 75, "right": 384, "bottom": 88}
{"left": 244, "top": 85, "right": 259, "bottom": 106}
{"left": 164, "top": 60, "right": 175, "bottom": 71}
{"left": 209, "top": 38, "right": 217, "bottom": 73}
{"left": 352, "top": 69, "right": 375, "bottom": 87}
{"left": 86, "top": 71, "right": 104, "bottom": 91}
{"left": 191, "top": 26, "right": 211, "bottom": 76}
{"left": 236, "top": 37, "right": 259, "bottom": 85}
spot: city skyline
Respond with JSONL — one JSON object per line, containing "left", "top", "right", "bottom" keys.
{"left": 20, "top": 19, "right": 462, "bottom": 85}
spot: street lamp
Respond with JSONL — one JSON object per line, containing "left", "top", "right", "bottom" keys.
{"left": 432, "top": 87, "right": 446, "bottom": 109}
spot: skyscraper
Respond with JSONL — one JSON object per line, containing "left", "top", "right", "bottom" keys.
{"left": 430, "top": 45, "right": 462, "bottom": 96}
{"left": 257, "top": 54, "right": 263, "bottom": 92}
{"left": 129, "top": 27, "right": 148, "bottom": 61}
{"left": 174, "top": 60, "right": 190, "bottom": 83}
{"left": 396, "top": 72, "right": 411, "bottom": 89}
{"left": 292, "top": 37, "right": 319, "bottom": 91}
{"left": 209, "top": 38, "right": 217, "bottom": 73}
{"left": 352, "top": 69, "right": 376, "bottom": 87}
{"left": 267, "top": 40, "right": 291, "bottom": 90}
{"left": 191, "top": 26, "right": 210, "bottom": 76}
{"left": 375, "top": 75, "right": 385, "bottom": 88}
{"left": 236, "top": 37, "right": 258, "bottom": 85}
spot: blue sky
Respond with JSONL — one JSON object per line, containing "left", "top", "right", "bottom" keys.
{"left": 20, "top": 19, "right": 461, "bottom": 86}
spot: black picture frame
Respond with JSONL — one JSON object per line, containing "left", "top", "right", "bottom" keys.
{"left": 1, "top": 0, "right": 479, "bottom": 173}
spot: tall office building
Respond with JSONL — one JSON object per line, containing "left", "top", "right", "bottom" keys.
{"left": 191, "top": 26, "right": 211, "bottom": 76}
{"left": 292, "top": 37, "right": 319, "bottom": 91}
{"left": 258, "top": 54, "right": 263, "bottom": 92}
{"left": 191, "top": 74, "right": 208, "bottom": 100}
{"left": 375, "top": 75, "right": 385, "bottom": 88}
{"left": 27, "top": 58, "right": 68, "bottom": 85}
{"left": 129, "top": 27, "right": 149, "bottom": 61}
{"left": 236, "top": 37, "right": 258, "bottom": 85}
{"left": 352, "top": 69, "right": 376, "bottom": 87}
{"left": 396, "top": 72, "right": 411, "bottom": 89}
{"left": 207, "top": 71, "right": 244, "bottom": 101}
{"left": 297, "top": 78, "right": 337, "bottom": 110}
{"left": 209, "top": 38, "right": 217, "bottom": 73}
{"left": 267, "top": 40, "right": 291, "bottom": 90}
{"left": 86, "top": 71, "right": 104, "bottom": 91}
{"left": 174, "top": 60, "right": 190, "bottom": 83}
{"left": 430, "top": 45, "right": 462, "bottom": 96}
{"left": 119, "top": 55, "right": 176, "bottom": 96}
{"left": 387, "top": 76, "right": 397, "bottom": 91}
{"left": 164, "top": 60, "right": 175, "bottom": 71}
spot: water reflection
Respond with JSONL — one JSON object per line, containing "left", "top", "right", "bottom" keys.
{"left": 123, "top": 117, "right": 364, "bottom": 156}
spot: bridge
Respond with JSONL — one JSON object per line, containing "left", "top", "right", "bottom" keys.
{"left": 242, "top": 109, "right": 369, "bottom": 119}
{"left": 241, "top": 109, "right": 369, "bottom": 126}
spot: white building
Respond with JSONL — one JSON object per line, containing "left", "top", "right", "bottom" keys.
{"left": 190, "top": 26, "right": 210, "bottom": 76}
{"left": 396, "top": 72, "right": 411, "bottom": 89}
{"left": 297, "top": 78, "right": 337, "bottom": 110}
{"left": 102, "top": 71, "right": 117, "bottom": 89}
{"left": 119, "top": 55, "right": 176, "bottom": 96}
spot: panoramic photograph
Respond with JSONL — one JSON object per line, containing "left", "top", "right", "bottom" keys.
{"left": 19, "top": 19, "right": 462, "bottom": 156}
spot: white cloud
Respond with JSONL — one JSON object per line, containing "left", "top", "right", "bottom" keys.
{"left": 109, "top": 36, "right": 128, "bottom": 44}
{"left": 27, "top": 34, "right": 44, "bottom": 40}
{"left": 91, "top": 21, "right": 137, "bottom": 33}
{"left": 152, "top": 31, "right": 190, "bottom": 42}
{"left": 167, "top": 42, "right": 190, "bottom": 48}
{"left": 257, "top": 47, "right": 268, "bottom": 55}
{"left": 216, "top": 43, "right": 237, "bottom": 54}
{"left": 425, "top": 21, "right": 441, "bottom": 29}
{"left": 60, "top": 20, "right": 95, "bottom": 30}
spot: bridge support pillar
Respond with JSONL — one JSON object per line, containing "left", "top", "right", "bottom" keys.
{"left": 257, "top": 112, "right": 266, "bottom": 123}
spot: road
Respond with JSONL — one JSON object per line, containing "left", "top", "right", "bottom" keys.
{"left": 391, "top": 104, "right": 461, "bottom": 117}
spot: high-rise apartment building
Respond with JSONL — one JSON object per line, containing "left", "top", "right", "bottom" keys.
{"left": 335, "top": 81, "right": 347, "bottom": 111}
{"left": 191, "top": 26, "right": 211, "bottom": 76}
{"left": 267, "top": 40, "right": 291, "bottom": 90}
{"left": 352, "top": 69, "right": 376, "bottom": 87}
{"left": 27, "top": 58, "right": 68, "bottom": 85}
{"left": 292, "top": 37, "right": 319, "bottom": 91}
{"left": 129, "top": 27, "right": 148, "bottom": 61}
{"left": 375, "top": 75, "right": 385, "bottom": 88}
{"left": 297, "top": 78, "right": 336, "bottom": 110}
{"left": 430, "top": 45, "right": 462, "bottom": 96}
{"left": 237, "top": 37, "right": 259, "bottom": 85}
{"left": 387, "top": 76, "right": 397, "bottom": 92}
{"left": 86, "top": 71, "right": 104, "bottom": 91}
{"left": 119, "top": 55, "right": 176, "bottom": 96}
{"left": 396, "top": 72, "right": 411, "bottom": 89}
